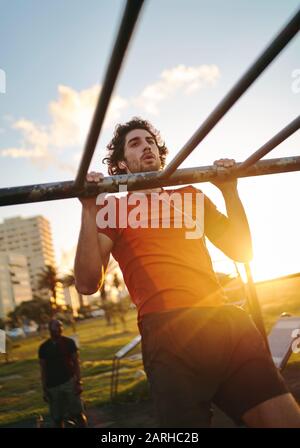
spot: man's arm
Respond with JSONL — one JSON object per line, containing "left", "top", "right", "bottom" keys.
{"left": 217, "top": 184, "right": 253, "bottom": 262}
{"left": 39, "top": 359, "right": 49, "bottom": 402}
{"left": 74, "top": 172, "right": 113, "bottom": 295}
{"left": 206, "top": 159, "right": 253, "bottom": 262}
{"left": 71, "top": 351, "right": 83, "bottom": 395}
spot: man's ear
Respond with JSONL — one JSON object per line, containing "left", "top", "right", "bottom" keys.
{"left": 118, "top": 160, "right": 127, "bottom": 170}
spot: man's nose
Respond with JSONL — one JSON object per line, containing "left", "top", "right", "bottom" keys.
{"left": 143, "top": 143, "right": 151, "bottom": 153}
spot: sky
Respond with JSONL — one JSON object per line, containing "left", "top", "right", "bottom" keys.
{"left": 0, "top": 0, "right": 299, "bottom": 281}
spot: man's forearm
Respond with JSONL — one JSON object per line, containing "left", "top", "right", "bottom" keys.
{"left": 72, "top": 352, "right": 81, "bottom": 382}
{"left": 40, "top": 365, "right": 47, "bottom": 390}
{"left": 73, "top": 358, "right": 81, "bottom": 383}
{"left": 74, "top": 206, "right": 103, "bottom": 294}
{"left": 222, "top": 186, "right": 253, "bottom": 260}
{"left": 72, "top": 355, "right": 83, "bottom": 396}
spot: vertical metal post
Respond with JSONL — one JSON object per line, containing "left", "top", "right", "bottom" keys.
{"left": 244, "top": 263, "right": 271, "bottom": 354}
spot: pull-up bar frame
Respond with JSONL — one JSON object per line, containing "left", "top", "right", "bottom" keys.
{"left": 74, "top": 0, "right": 145, "bottom": 188}
{"left": 160, "top": 8, "right": 300, "bottom": 178}
{"left": 1, "top": 3, "right": 300, "bottom": 349}
{"left": 1, "top": 155, "right": 299, "bottom": 207}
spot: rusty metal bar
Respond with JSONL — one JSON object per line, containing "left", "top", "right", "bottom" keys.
{"left": 1, "top": 155, "right": 299, "bottom": 207}
{"left": 74, "top": 0, "right": 145, "bottom": 188}
{"left": 160, "top": 8, "right": 300, "bottom": 179}
{"left": 238, "top": 116, "right": 300, "bottom": 171}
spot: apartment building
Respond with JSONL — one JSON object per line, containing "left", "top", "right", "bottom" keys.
{"left": 0, "top": 216, "right": 56, "bottom": 300}
{"left": 0, "top": 252, "right": 32, "bottom": 318}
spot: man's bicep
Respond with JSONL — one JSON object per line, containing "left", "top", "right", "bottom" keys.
{"left": 205, "top": 202, "right": 241, "bottom": 259}
{"left": 205, "top": 212, "right": 230, "bottom": 244}
{"left": 204, "top": 195, "right": 230, "bottom": 247}
{"left": 97, "top": 232, "right": 114, "bottom": 272}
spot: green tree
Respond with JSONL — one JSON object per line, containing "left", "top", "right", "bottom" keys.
{"left": 37, "top": 264, "right": 60, "bottom": 309}
{"left": 7, "top": 297, "right": 52, "bottom": 326}
{"left": 61, "top": 270, "right": 84, "bottom": 309}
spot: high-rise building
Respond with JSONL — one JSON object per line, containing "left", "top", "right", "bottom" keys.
{"left": 0, "top": 252, "right": 32, "bottom": 318}
{"left": 0, "top": 216, "right": 57, "bottom": 301}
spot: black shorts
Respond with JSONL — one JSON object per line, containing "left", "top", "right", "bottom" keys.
{"left": 139, "top": 305, "right": 288, "bottom": 427}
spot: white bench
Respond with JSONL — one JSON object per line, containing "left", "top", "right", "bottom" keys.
{"left": 268, "top": 315, "right": 300, "bottom": 370}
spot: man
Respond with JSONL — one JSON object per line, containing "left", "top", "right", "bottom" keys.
{"left": 74, "top": 117, "right": 300, "bottom": 428}
{"left": 38, "top": 319, "right": 87, "bottom": 427}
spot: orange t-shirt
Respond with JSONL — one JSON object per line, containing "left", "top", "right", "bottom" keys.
{"left": 97, "top": 185, "right": 228, "bottom": 319}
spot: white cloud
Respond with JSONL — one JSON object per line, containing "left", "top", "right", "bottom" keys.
{"left": 48, "top": 84, "right": 128, "bottom": 149}
{"left": 73, "top": 152, "right": 82, "bottom": 163}
{"left": 7, "top": 119, "right": 49, "bottom": 160}
{"left": 2, "top": 146, "right": 46, "bottom": 158}
{"left": 134, "top": 64, "right": 220, "bottom": 114}
{"left": 0, "top": 63, "right": 220, "bottom": 171}
{"left": 0, "top": 84, "right": 128, "bottom": 170}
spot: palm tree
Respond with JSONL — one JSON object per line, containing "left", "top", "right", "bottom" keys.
{"left": 61, "top": 269, "right": 84, "bottom": 310}
{"left": 37, "top": 264, "right": 59, "bottom": 309}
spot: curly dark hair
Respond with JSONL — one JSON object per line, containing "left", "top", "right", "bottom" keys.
{"left": 102, "top": 117, "right": 169, "bottom": 175}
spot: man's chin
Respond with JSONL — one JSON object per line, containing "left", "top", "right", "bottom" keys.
{"left": 140, "top": 161, "right": 160, "bottom": 173}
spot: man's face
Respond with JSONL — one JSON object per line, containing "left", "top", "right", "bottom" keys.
{"left": 49, "top": 321, "right": 63, "bottom": 339}
{"left": 120, "top": 128, "right": 161, "bottom": 173}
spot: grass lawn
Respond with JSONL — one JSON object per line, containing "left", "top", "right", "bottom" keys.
{"left": 0, "top": 309, "right": 148, "bottom": 427}
{"left": 0, "top": 275, "right": 300, "bottom": 428}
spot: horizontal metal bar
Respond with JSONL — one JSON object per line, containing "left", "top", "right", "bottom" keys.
{"left": 1, "top": 156, "right": 299, "bottom": 207}
{"left": 74, "top": 0, "right": 145, "bottom": 188}
{"left": 238, "top": 116, "right": 300, "bottom": 171}
{"left": 160, "top": 8, "right": 300, "bottom": 179}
